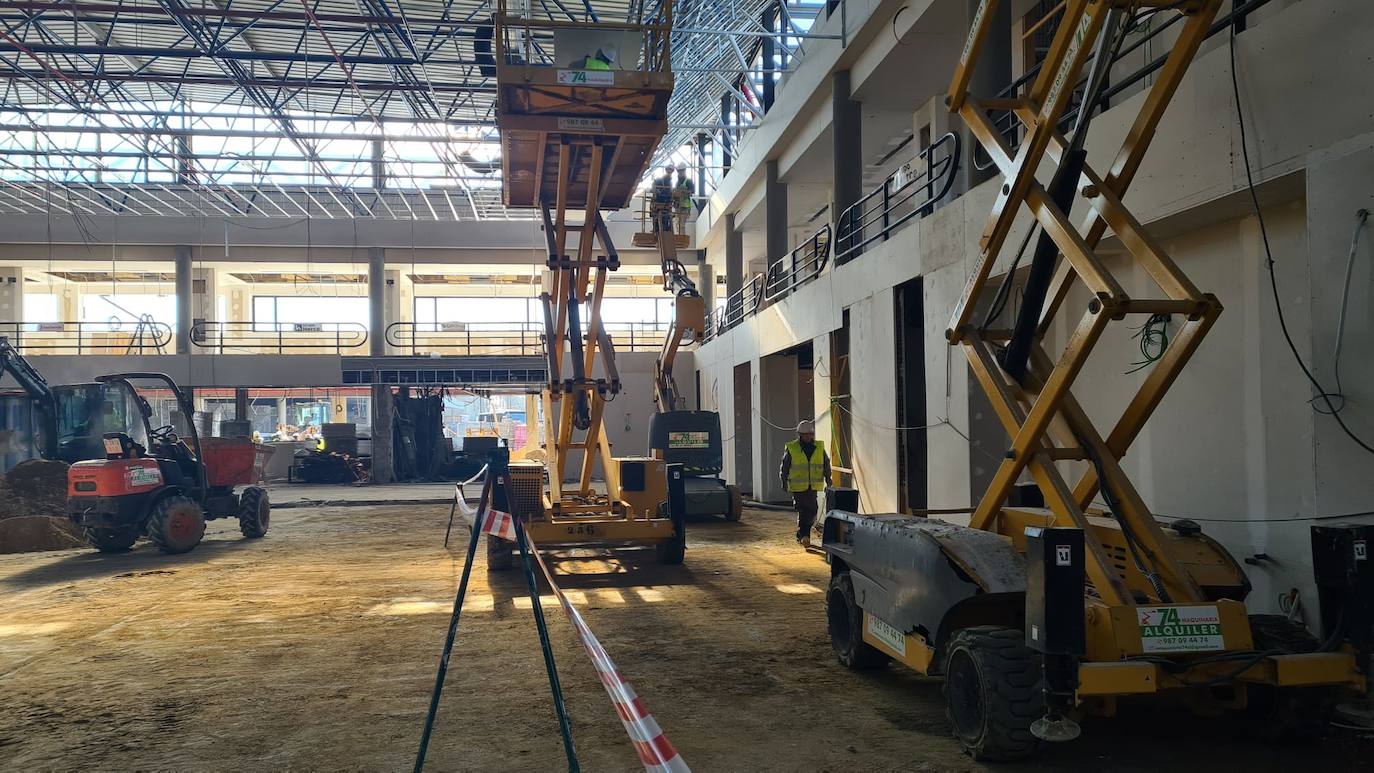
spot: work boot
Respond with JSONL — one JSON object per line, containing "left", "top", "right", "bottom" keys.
{"left": 797, "top": 534, "right": 811, "bottom": 549}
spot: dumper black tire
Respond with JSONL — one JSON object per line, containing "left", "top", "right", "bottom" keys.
{"left": 238, "top": 486, "right": 270, "bottom": 538}
{"left": 943, "top": 626, "right": 1042, "bottom": 761}
{"left": 145, "top": 495, "right": 206, "bottom": 554}
{"left": 84, "top": 526, "right": 138, "bottom": 552}
{"left": 656, "top": 518, "right": 686, "bottom": 564}
{"left": 1246, "top": 614, "right": 1332, "bottom": 741}
{"left": 486, "top": 535, "right": 514, "bottom": 571}
{"left": 725, "top": 484, "right": 743, "bottom": 522}
{"left": 826, "top": 571, "right": 891, "bottom": 670}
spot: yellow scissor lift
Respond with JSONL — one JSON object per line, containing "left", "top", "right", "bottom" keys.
{"left": 819, "top": 0, "right": 1365, "bottom": 761}
{"left": 486, "top": 7, "right": 686, "bottom": 567}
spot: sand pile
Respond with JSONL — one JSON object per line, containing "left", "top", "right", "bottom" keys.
{"left": 0, "top": 459, "right": 84, "bottom": 552}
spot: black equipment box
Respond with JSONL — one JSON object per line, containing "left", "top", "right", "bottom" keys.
{"left": 1025, "top": 526, "right": 1085, "bottom": 655}
{"left": 826, "top": 487, "right": 860, "bottom": 513}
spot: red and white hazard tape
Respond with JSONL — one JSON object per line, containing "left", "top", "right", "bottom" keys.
{"left": 525, "top": 544, "right": 690, "bottom": 773}
{"left": 466, "top": 494, "right": 689, "bottom": 772}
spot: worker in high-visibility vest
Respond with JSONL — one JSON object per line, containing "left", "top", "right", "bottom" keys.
{"left": 779, "top": 419, "right": 830, "bottom": 548}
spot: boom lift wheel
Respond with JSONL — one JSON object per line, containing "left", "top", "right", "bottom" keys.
{"left": 145, "top": 495, "right": 207, "bottom": 554}
{"left": 1245, "top": 614, "right": 1333, "bottom": 740}
{"left": 725, "top": 484, "right": 743, "bottom": 522}
{"left": 237, "top": 486, "right": 271, "bottom": 538}
{"left": 486, "top": 535, "right": 514, "bottom": 571}
{"left": 655, "top": 514, "right": 686, "bottom": 564}
{"left": 84, "top": 526, "right": 138, "bottom": 553}
{"left": 942, "top": 626, "right": 1042, "bottom": 761}
{"left": 826, "top": 571, "right": 891, "bottom": 669}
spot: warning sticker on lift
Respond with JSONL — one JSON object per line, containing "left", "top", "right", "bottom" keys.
{"left": 667, "top": 431, "right": 710, "bottom": 449}
{"left": 1136, "top": 605, "right": 1224, "bottom": 653}
{"left": 866, "top": 613, "right": 906, "bottom": 656}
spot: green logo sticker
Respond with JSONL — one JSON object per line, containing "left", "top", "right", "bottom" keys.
{"left": 667, "top": 431, "right": 709, "bottom": 449}
{"left": 1136, "top": 605, "right": 1224, "bottom": 653}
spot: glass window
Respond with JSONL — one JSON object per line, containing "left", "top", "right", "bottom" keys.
{"left": 24, "top": 293, "right": 60, "bottom": 323}
{"left": 252, "top": 296, "right": 370, "bottom": 331}
{"left": 414, "top": 296, "right": 542, "bottom": 331}
{"left": 80, "top": 294, "right": 176, "bottom": 331}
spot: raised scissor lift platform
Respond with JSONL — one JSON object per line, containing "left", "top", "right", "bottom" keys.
{"left": 494, "top": 14, "right": 672, "bottom": 209}
{"left": 489, "top": 9, "right": 684, "bottom": 563}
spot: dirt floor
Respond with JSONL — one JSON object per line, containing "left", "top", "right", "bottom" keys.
{"left": 2, "top": 504, "right": 1373, "bottom": 771}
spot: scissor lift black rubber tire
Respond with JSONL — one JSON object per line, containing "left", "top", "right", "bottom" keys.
{"left": 942, "top": 626, "right": 1042, "bottom": 761}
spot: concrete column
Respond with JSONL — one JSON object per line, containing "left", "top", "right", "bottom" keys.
{"left": 696, "top": 253, "right": 714, "bottom": 315}
{"left": 831, "top": 71, "right": 863, "bottom": 222}
{"left": 368, "top": 247, "right": 386, "bottom": 356}
{"left": 191, "top": 266, "right": 216, "bottom": 348}
{"left": 174, "top": 245, "right": 192, "bottom": 354}
{"left": 370, "top": 384, "right": 394, "bottom": 483}
{"left": 765, "top": 159, "right": 788, "bottom": 270}
{"left": 725, "top": 213, "right": 743, "bottom": 308}
{"left": 234, "top": 388, "right": 249, "bottom": 421}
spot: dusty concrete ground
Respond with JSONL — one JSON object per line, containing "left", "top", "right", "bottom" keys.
{"left": 2, "top": 504, "right": 1373, "bottom": 771}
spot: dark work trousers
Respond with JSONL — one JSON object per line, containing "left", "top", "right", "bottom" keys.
{"left": 792, "top": 490, "right": 819, "bottom": 540}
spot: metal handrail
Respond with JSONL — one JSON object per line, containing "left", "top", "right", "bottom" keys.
{"left": 704, "top": 273, "right": 763, "bottom": 342}
{"left": 835, "top": 131, "right": 961, "bottom": 265}
{"left": 190, "top": 321, "right": 368, "bottom": 354}
{"left": 386, "top": 320, "right": 667, "bottom": 356}
{"left": 975, "top": 0, "right": 1273, "bottom": 171}
{"left": 602, "top": 322, "right": 672, "bottom": 353}
{"left": 765, "top": 223, "right": 832, "bottom": 301}
{"left": 0, "top": 320, "right": 172, "bottom": 354}
{"left": 387, "top": 321, "right": 543, "bottom": 356}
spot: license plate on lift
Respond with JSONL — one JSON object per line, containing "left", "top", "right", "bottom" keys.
{"left": 1136, "top": 605, "right": 1224, "bottom": 653}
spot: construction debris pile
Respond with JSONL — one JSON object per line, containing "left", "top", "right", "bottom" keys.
{"left": 0, "top": 458, "right": 83, "bottom": 553}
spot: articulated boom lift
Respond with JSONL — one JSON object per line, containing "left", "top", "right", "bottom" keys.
{"left": 820, "top": 0, "right": 1365, "bottom": 760}
{"left": 637, "top": 166, "right": 743, "bottom": 522}
{"left": 485, "top": 6, "right": 687, "bottom": 567}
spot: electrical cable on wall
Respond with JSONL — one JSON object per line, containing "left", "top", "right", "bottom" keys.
{"left": 1228, "top": 25, "right": 1374, "bottom": 455}
{"left": 1311, "top": 208, "right": 1369, "bottom": 415}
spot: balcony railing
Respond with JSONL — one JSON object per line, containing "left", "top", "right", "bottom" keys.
{"left": 0, "top": 320, "right": 172, "bottom": 354}
{"left": 835, "top": 131, "right": 961, "bottom": 265}
{"left": 190, "top": 321, "right": 368, "bottom": 354}
{"left": 386, "top": 321, "right": 668, "bottom": 357}
{"left": 765, "top": 224, "right": 832, "bottom": 302}
{"left": 976, "top": 0, "right": 1274, "bottom": 171}
{"left": 387, "top": 322, "right": 543, "bottom": 356}
{"left": 704, "top": 273, "right": 763, "bottom": 342}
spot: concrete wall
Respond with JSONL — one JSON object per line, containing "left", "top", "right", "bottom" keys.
{"left": 693, "top": 0, "right": 1374, "bottom": 622}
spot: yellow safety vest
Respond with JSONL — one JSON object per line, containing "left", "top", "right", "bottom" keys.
{"left": 785, "top": 439, "right": 826, "bottom": 492}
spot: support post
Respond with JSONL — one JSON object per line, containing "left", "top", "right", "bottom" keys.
{"left": 725, "top": 213, "right": 743, "bottom": 318}
{"left": 765, "top": 160, "right": 788, "bottom": 280}
{"left": 831, "top": 71, "right": 862, "bottom": 224}
{"left": 234, "top": 388, "right": 248, "bottom": 421}
{"left": 174, "top": 245, "right": 192, "bottom": 355}
{"left": 370, "top": 383, "right": 394, "bottom": 484}
{"left": 697, "top": 252, "right": 714, "bottom": 316}
{"left": 369, "top": 247, "right": 386, "bottom": 357}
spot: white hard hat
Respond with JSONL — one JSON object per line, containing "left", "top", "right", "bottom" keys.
{"left": 599, "top": 46, "right": 617, "bottom": 63}
{"left": 796, "top": 420, "right": 815, "bottom": 434}
{"left": 677, "top": 162, "right": 687, "bottom": 170}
